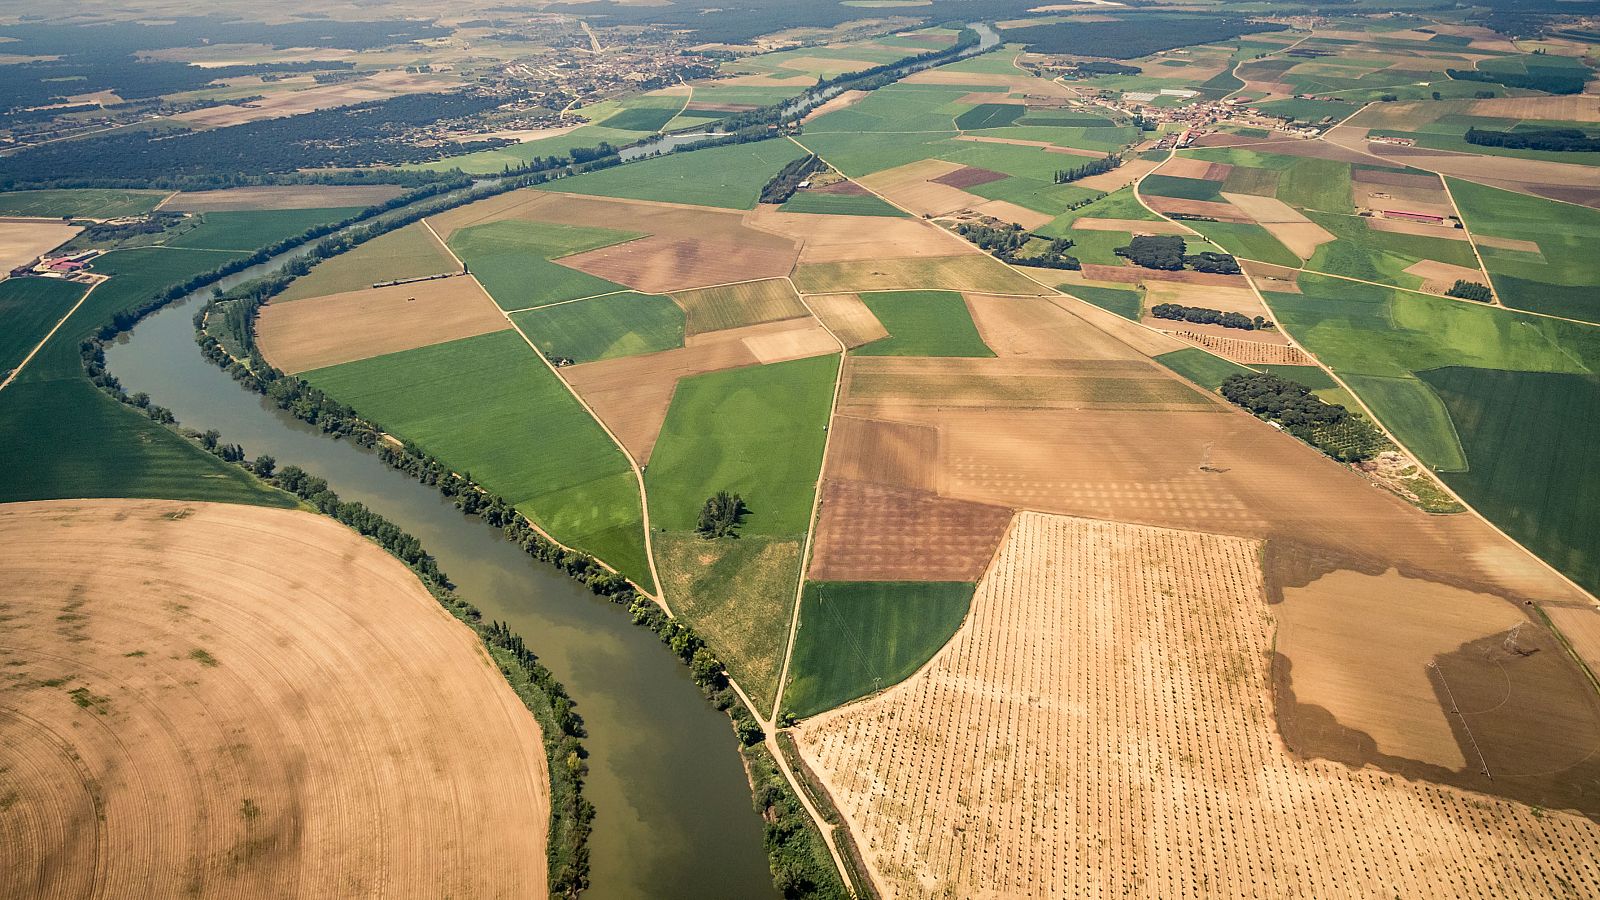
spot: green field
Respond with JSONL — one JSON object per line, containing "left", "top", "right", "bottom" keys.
{"left": 1184, "top": 220, "right": 1301, "bottom": 267}
{"left": 854, "top": 290, "right": 995, "bottom": 357}
{"left": 0, "top": 188, "right": 170, "bottom": 219}
{"left": 1303, "top": 211, "right": 1480, "bottom": 288}
{"left": 537, "top": 140, "right": 809, "bottom": 210}
{"left": 1254, "top": 97, "right": 1358, "bottom": 123}
{"left": 955, "top": 102, "right": 1024, "bottom": 130}
{"left": 162, "top": 208, "right": 364, "bottom": 252}
{"left": 512, "top": 292, "right": 684, "bottom": 363}
{"left": 302, "top": 330, "right": 651, "bottom": 586}
{"left": 1342, "top": 373, "right": 1467, "bottom": 471}
{"left": 1155, "top": 347, "right": 1251, "bottom": 390}
{"left": 778, "top": 190, "right": 905, "bottom": 217}
{"left": 645, "top": 353, "right": 837, "bottom": 537}
{"left": 1037, "top": 186, "right": 1160, "bottom": 237}
{"left": 672, "top": 279, "right": 809, "bottom": 333}
{"left": 1140, "top": 174, "right": 1225, "bottom": 202}
{"left": 1258, "top": 364, "right": 1337, "bottom": 390}
{"left": 0, "top": 278, "right": 87, "bottom": 377}
{"left": 450, "top": 219, "right": 641, "bottom": 310}
{"left": 403, "top": 125, "right": 650, "bottom": 175}
{"left": 277, "top": 221, "right": 459, "bottom": 301}
{"left": 1422, "top": 367, "right": 1600, "bottom": 595}
{"left": 1448, "top": 178, "right": 1600, "bottom": 323}
{"left": 783, "top": 581, "right": 974, "bottom": 718}
{"left": 1066, "top": 284, "right": 1143, "bottom": 320}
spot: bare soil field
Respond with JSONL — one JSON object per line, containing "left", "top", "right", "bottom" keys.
{"left": 793, "top": 254, "right": 1046, "bottom": 294}
{"left": 839, "top": 356, "right": 1211, "bottom": 414}
{"left": 1403, "top": 258, "right": 1487, "bottom": 293}
{"left": 256, "top": 276, "right": 508, "bottom": 374}
{"left": 808, "top": 480, "right": 1011, "bottom": 582}
{"left": 561, "top": 318, "right": 832, "bottom": 462}
{"left": 1071, "top": 216, "right": 1189, "bottom": 235}
{"left": 745, "top": 205, "right": 956, "bottom": 263}
{"left": 1143, "top": 196, "right": 1251, "bottom": 222}
{"left": 0, "top": 221, "right": 80, "bottom": 270}
{"left": 1350, "top": 168, "right": 1442, "bottom": 190}
{"left": 1365, "top": 215, "right": 1472, "bottom": 242}
{"left": 1079, "top": 262, "right": 1247, "bottom": 286}
{"left": 1328, "top": 128, "right": 1600, "bottom": 206}
{"left": 1071, "top": 156, "right": 1160, "bottom": 192}
{"left": 1471, "top": 234, "right": 1544, "bottom": 255}
{"left": 671, "top": 277, "right": 810, "bottom": 334}
{"left": 429, "top": 191, "right": 800, "bottom": 289}
{"left": 1174, "top": 331, "right": 1311, "bottom": 365}
{"left": 173, "top": 70, "right": 452, "bottom": 128}
{"left": 804, "top": 293, "right": 890, "bottom": 347}
{"left": 1470, "top": 95, "right": 1600, "bottom": 122}
{"left": 931, "top": 165, "right": 1008, "bottom": 189}
{"left": 1238, "top": 260, "right": 1303, "bottom": 290}
{"left": 796, "top": 511, "right": 1600, "bottom": 899}
{"left": 1143, "top": 281, "right": 1273, "bottom": 320}
{"left": 965, "top": 292, "right": 1150, "bottom": 360}
{"left": 161, "top": 185, "right": 405, "bottom": 212}
{"left": 859, "top": 159, "right": 1020, "bottom": 220}
{"left": 823, "top": 414, "right": 939, "bottom": 491}
{"left": 0, "top": 499, "right": 549, "bottom": 899}
{"left": 802, "top": 89, "right": 869, "bottom": 122}
{"left": 1160, "top": 156, "right": 1232, "bottom": 181}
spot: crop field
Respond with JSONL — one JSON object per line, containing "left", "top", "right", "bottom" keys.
{"left": 449, "top": 219, "right": 641, "bottom": 310}
{"left": 1174, "top": 332, "right": 1314, "bottom": 367}
{"left": 853, "top": 291, "right": 995, "bottom": 357}
{"left": 792, "top": 254, "right": 1045, "bottom": 294}
{"left": 512, "top": 291, "right": 684, "bottom": 363}
{"left": 1154, "top": 347, "right": 1253, "bottom": 390}
{"left": 256, "top": 276, "right": 509, "bottom": 374}
{"left": 0, "top": 499, "right": 549, "bottom": 898}
{"left": 671, "top": 278, "right": 810, "bottom": 334}
{"left": 646, "top": 353, "right": 836, "bottom": 537}
{"left": 0, "top": 220, "right": 79, "bottom": 270}
{"left": 797, "top": 512, "right": 1600, "bottom": 899}
{"left": 841, "top": 356, "right": 1213, "bottom": 413}
{"left": 778, "top": 189, "right": 904, "bottom": 216}
{"left": 964, "top": 292, "right": 1164, "bottom": 360}
{"left": 809, "top": 479, "right": 1012, "bottom": 583}
{"left": 804, "top": 293, "right": 888, "bottom": 347}
{"left": 0, "top": 188, "right": 169, "bottom": 219}
{"left": 746, "top": 204, "right": 955, "bottom": 263}
{"left": 535, "top": 140, "right": 809, "bottom": 210}
{"left": 1329, "top": 128, "right": 1600, "bottom": 210}
{"left": 1448, "top": 178, "right": 1600, "bottom": 322}
{"left": 405, "top": 125, "right": 652, "bottom": 175}
{"left": 0, "top": 277, "right": 86, "bottom": 378}
{"left": 1182, "top": 220, "right": 1301, "bottom": 266}
{"left": 1063, "top": 284, "right": 1142, "bottom": 320}
{"left": 1422, "top": 367, "right": 1600, "bottom": 595}
{"left": 559, "top": 318, "right": 834, "bottom": 464}
{"left": 301, "top": 330, "right": 651, "bottom": 586}
{"left": 784, "top": 580, "right": 975, "bottom": 718}
{"left": 161, "top": 207, "right": 364, "bottom": 252}
{"left": 277, "top": 221, "right": 460, "bottom": 301}
{"left": 161, "top": 184, "right": 404, "bottom": 211}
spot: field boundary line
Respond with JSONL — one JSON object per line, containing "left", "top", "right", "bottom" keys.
{"left": 1436, "top": 175, "right": 1499, "bottom": 302}
{"left": 0, "top": 278, "right": 98, "bottom": 395}
{"left": 500, "top": 288, "right": 636, "bottom": 314}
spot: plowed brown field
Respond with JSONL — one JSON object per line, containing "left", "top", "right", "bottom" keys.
{"left": 808, "top": 480, "right": 1011, "bottom": 582}
{"left": 745, "top": 205, "right": 954, "bottom": 263}
{"left": 796, "top": 512, "right": 1600, "bottom": 899}
{"left": 0, "top": 499, "right": 549, "bottom": 900}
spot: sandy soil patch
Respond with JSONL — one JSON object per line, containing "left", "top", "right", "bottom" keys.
{"left": 1080, "top": 262, "right": 1247, "bottom": 287}
{"left": 1404, "top": 258, "right": 1486, "bottom": 293}
{"left": 1175, "top": 331, "right": 1311, "bottom": 364}
{"left": 173, "top": 70, "right": 452, "bottom": 128}
{"left": 1365, "top": 214, "right": 1472, "bottom": 242}
{"left": 805, "top": 293, "right": 889, "bottom": 347}
{"left": 671, "top": 277, "right": 810, "bottom": 334}
{"left": 561, "top": 318, "right": 829, "bottom": 462}
{"left": 256, "top": 276, "right": 508, "bottom": 374}
{"left": 1070, "top": 156, "right": 1160, "bottom": 192}
{"left": 0, "top": 499, "right": 549, "bottom": 899}
{"left": 965, "top": 292, "right": 1148, "bottom": 360}
{"left": 743, "top": 322, "right": 839, "bottom": 362}
{"left": 797, "top": 511, "right": 1600, "bottom": 899}
{"left": 950, "top": 133, "right": 1104, "bottom": 158}
{"left": 802, "top": 89, "right": 869, "bottom": 122}
{"left": 1161, "top": 156, "right": 1233, "bottom": 181}
{"left": 1071, "top": 216, "right": 1189, "bottom": 235}
{"left": 1143, "top": 195, "right": 1251, "bottom": 222}
{"left": 745, "top": 205, "right": 961, "bottom": 263}
{"left": 0, "top": 221, "right": 79, "bottom": 270}
{"left": 162, "top": 185, "right": 405, "bottom": 212}
{"left": 808, "top": 480, "right": 1012, "bottom": 582}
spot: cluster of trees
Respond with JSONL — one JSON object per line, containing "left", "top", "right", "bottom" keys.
{"left": 1447, "top": 67, "right": 1587, "bottom": 95}
{"left": 957, "top": 221, "right": 1032, "bottom": 253}
{"left": 1446, "top": 280, "right": 1495, "bottom": 302}
{"left": 1151, "top": 303, "right": 1269, "bottom": 330}
{"left": 746, "top": 744, "right": 853, "bottom": 899}
{"left": 1220, "top": 373, "right": 1383, "bottom": 462}
{"left": 956, "top": 222, "right": 1081, "bottom": 269}
{"left": 1465, "top": 125, "right": 1600, "bottom": 152}
{"left": 759, "top": 154, "right": 826, "bottom": 204}
{"left": 1002, "top": 14, "right": 1285, "bottom": 59}
{"left": 697, "top": 491, "right": 748, "bottom": 538}
{"left": 1053, "top": 154, "right": 1122, "bottom": 185}
{"left": 1061, "top": 60, "right": 1141, "bottom": 79}
{"left": 1115, "top": 235, "right": 1241, "bottom": 274}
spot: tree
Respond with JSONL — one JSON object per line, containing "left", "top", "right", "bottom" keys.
{"left": 251, "top": 454, "right": 276, "bottom": 477}
{"left": 696, "top": 490, "right": 746, "bottom": 538}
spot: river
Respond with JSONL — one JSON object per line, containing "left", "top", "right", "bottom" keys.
{"left": 105, "top": 273, "right": 778, "bottom": 897}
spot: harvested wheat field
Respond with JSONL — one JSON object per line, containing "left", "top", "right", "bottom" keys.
{"left": 429, "top": 190, "right": 800, "bottom": 290}
{"left": 859, "top": 159, "right": 993, "bottom": 218}
{"left": 1071, "top": 216, "right": 1189, "bottom": 235}
{"left": 1160, "top": 156, "right": 1233, "bottom": 181}
{"left": 671, "top": 277, "right": 810, "bottom": 334}
{"left": 1079, "top": 263, "right": 1247, "bottom": 287}
{"left": 808, "top": 480, "right": 1012, "bottom": 582}
{"left": 839, "top": 356, "right": 1213, "bottom": 415}
{"left": 256, "top": 276, "right": 508, "bottom": 374}
{"left": 0, "top": 220, "right": 79, "bottom": 270}
{"left": 796, "top": 512, "right": 1600, "bottom": 899}
{"left": 824, "top": 415, "right": 939, "bottom": 490}
{"left": 965, "top": 292, "right": 1153, "bottom": 360}
{"left": 561, "top": 318, "right": 833, "bottom": 462}
{"left": 1404, "top": 258, "right": 1487, "bottom": 293}
{"left": 745, "top": 206, "right": 954, "bottom": 263}
{"left": 1174, "top": 331, "right": 1312, "bottom": 365}
{"left": 1365, "top": 214, "right": 1472, "bottom": 242}
{"left": 161, "top": 184, "right": 405, "bottom": 212}
{"left": 802, "top": 89, "right": 869, "bottom": 122}
{"left": 0, "top": 499, "right": 549, "bottom": 900}
{"left": 1071, "top": 157, "right": 1160, "bottom": 192}
{"left": 804, "top": 293, "right": 889, "bottom": 347}
{"left": 1142, "top": 196, "right": 1251, "bottom": 222}
{"left": 793, "top": 255, "right": 1046, "bottom": 294}
{"left": 1470, "top": 95, "right": 1600, "bottom": 122}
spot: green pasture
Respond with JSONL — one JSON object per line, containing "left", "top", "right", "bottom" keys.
{"left": 1066, "top": 284, "right": 1142, "bottom": 320}
{"left": 1140, "top": 174, "right": 1224, "bottom": 202}
{"left": 277, "top": 221, "right": 458, "bottom": 301}
{"left": 512, "top": 292, "right": 684, "bottom": 363}
{"left": 162, "top": 207, "right": 363, "bottom": 252}
{"left": 778, "top": 189, "right": 905, "bottom": 216}
{"left": 403, "top": 125, "right": 651, "bottom": 175}
{"left": 955, "top": 102, "right": 1024, "bottom": 130}
{"left": 854, "top": 290, "right": 995, "bottom": 358}
{"left": 783, "top": 581, "right": 974, "bottom": 718}
{"left": 0, "top": 278, "right": 87, "bottom": 377}
{"left": 1303, "top": 211, "right": 1480, "bottom": 287}
{"left": 538, "top": 140, "right": 809, "bottom": 210}
{"left": 449, "top": 219, "right": 640, "bottom": 310}
{"left": 302, "top": 331, "right": 651, "bottom": 586}
{"left": 1155, "top": 347, "right": 1251, "bottom": 390}
{"left": 1448, "top": 179, "right": 1600, "bottom": 322}
{"left": 0, "top": 188, "right": 170, "bottom": 219}
{"left": 1184, "top": 220, "right": 1301, "bottom": 267}
{"left": 1037, "top": 186, "right": 1159, "bottom": 236}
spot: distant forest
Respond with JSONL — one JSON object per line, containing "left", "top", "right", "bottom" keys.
{"left": 1000, "top": 14, "right": 1284, "bottom": 58}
